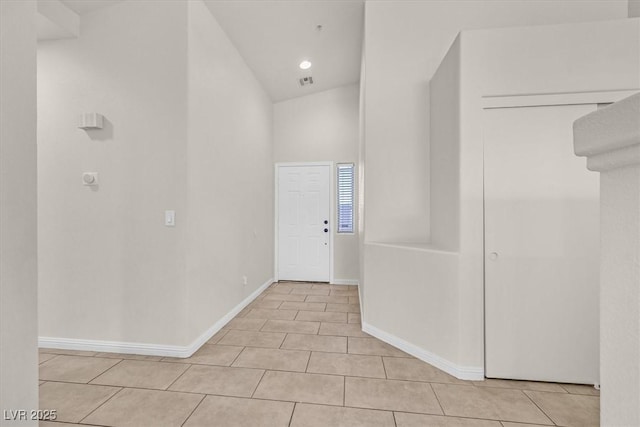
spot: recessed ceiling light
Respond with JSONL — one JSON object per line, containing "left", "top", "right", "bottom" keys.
{"left": 299, "top": 60, "right": 312, "bottom": 70}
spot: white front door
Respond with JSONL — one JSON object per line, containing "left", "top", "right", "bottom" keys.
{"left": 277, "top": 164, "right": 331, "bottom": 282}
{"left": 484, "top": 104, "right": 600, "bottom": 384}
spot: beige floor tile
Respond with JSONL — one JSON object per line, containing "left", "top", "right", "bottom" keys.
{"left": 224, "top": 317, "right": 267, "bottom": 331}
{"left": 525, "top": 390, "right": 599, "bottom": 427}
{"left": 473, "top": 378, "right": 567, "bottom": 393}
{"left": 319, "top": 322, "right": 369, "bottom": 338}
{"left": 93, "top": 352, "right": 164, "bottom": 361}
{"left": 330, "top": 290, "right": 358, "bottom": 297}
{"left": 348, "top": 337, "right": 412, "bottom": 357}
{"left": 206, "top": 329, "right": 229, "bottom": 344}
{"left": 261, "top": 319, "right": 320, "bottom": 334}
{"left": 184, "top": 395, "right": 294, "bottom": 427}
{"left": 384, "top": 357, "right": 465, "bottom": 384}
{"left": 218, "top": 330, "right": 286, "bottom": 348}
{"left": 500, "top": 423, "right": 552, "bottom": 427}
{"left": 253, "top": 371, "right": 344, "bottom": 406}
{"left": 307, "top": 352, "right": 385, "bottom": 378}
{"left": 245, "top": 308, "right": 299, "bottom": 320}
{"left": 290, "top": 403, "right": 395, "bottom": 427}
{"left": 296, "top": 310, "right": 347, "bottom": 323}
{"left": 265, "top": 286, "right": 293, "bottom": 294}
{"left": 394, "top": 412, "right": 502, "bottom": 426}
{"left": 280, "top": 301, "right": 327, "bottom": 312}
{"left": 232, "top": 347, "right": 310, "bottom": 372}
{"left": 39, "top": 381, "right": 120, "bottom": 423}
{"left": 311, "top": 284, "right": 331, "bottom": 289}
{"left": 306, "top": 295, "right": 350, "bottom": 304}
{"left": 39, "top": 355, "right": 121, "bottom": 383}
{"left": 262, "top": 294, "right": 307, "bottom": 302}
{"left": 250, "top": 299, "right": 284, "bottom": 309}
{"left": 291, "top": 288, "right": 331, "bottom": 296}
{"left": 39, "top": 353, "right": 58, "bottom": 364}
{"left": 90, "top": 359, "right": 189, "bottom": 390}
{"left": 561, "top": 383, "right": 600, "bottom": 395}
{"left": 345, "top": 377, "right": 442, "bottom": 414}
{"left": 280, "top": 282, "right": 315, "bottom": 290}
{"left": 83, "top": 387, "right": 203, "bottom": 427}
{"left": 335, "top": 285, "right": 358, "bottom": 291}
{"left": 282, "top": 333, "right": 347, "bottom": 353}
{"left": 40, "top": 422, "right": 101, "bottom": 427}
{"left": 348, "top": 313, "right": 361, "bottom": 323}
{"left": 163, "top": 344, "right": 243, "bottom": 366}
{"left": 432, "top": 383, "right": 553, "bottom": 425}
{"left": 349, "top": 296, "right": 360, "bottom": 305}
{"left": 169, "top": 365, "right": 264, "bottom": 397}
{"left": 326, "top": 303, "right": 361, "bottom": 313}
{"left": 39, "top": 348, "right": 98, "bottom": 357}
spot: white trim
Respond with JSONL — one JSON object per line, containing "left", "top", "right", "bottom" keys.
{"left": 361, "top": 321, "right": 485, "bottom": 381}
{"left": 39, "top": 278, "right": 274, "bottom": 358}
{"left": 331, "top": 279, "right": 359, "bottom": 286}
{"left": 482, "top": 89, "right": 639, "bottom": 109}
{"left": 274, "top": 162, "right": 334, "bottom": 283}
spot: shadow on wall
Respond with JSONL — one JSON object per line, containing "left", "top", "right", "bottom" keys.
{"left": 83, "top": 117, "right": 114, "bottom": 142}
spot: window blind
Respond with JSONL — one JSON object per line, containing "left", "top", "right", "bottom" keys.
{"left": 337, "top": 163, "right": 354, "bottom": 233}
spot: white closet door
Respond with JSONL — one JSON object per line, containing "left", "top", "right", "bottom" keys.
{"left": 484, "top": 104, "right": 599, "bottom": 384}
{"left": 278, "top": 165, "right": 331, "bottom": 282}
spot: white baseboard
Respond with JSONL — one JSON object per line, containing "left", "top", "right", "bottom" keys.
{"left": 39, "top": 278, "right": 274, "bottom": 359}
{"left": 331, "top": 279, "right": 359, "bottom": 286}
{"left": 361, "top": 321, "right": 485, "bottom": 381}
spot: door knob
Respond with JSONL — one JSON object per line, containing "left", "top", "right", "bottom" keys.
{"left": 489, "top": 252, "right": 499, "bottom": 261}
{"left": 324, "top": 228, "right": 328, "bottom": 233}
{"left": 324, "top": 220, "right": 328, "bottom": 224}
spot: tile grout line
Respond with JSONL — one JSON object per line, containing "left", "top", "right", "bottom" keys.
{"left": 165, "top": 363, "right": 194, "bottom": 391}
{"left": 520, "top": 389, "right": 558, "bottom": 426}
{"left": 381, "top": 356, "right": 389, "bottom": 379}
{"left": 228, "top": 345, "right": 248, "bottom": 368}
{"left": 429, "top": 382, "right": 447, "bottom": 416}
{"left": 85, "top": 358, "right": 125, "bottom": 385}
{"left": 76, "top": 386, "right": 125, "bottom": 424}
{"left": 287, "top": 402, "right": 297, "bottom": 427}
{"left": 179, "top": 393, "right": 207, "bottom": 427}
{"left": 250, "top": 370, "right": 268, "bottom": 398}
{"left": 392, "top": 411, "right": 398, "bottom": 427}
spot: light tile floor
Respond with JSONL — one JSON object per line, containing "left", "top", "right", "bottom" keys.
{"left": 38, "top": 281, "right": 600, "bottom": 427}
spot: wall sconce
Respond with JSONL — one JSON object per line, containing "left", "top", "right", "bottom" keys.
{"left": 78, "top": 113, "right": 104, "bottom": 130}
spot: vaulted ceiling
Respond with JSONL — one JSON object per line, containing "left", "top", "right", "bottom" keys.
{"left": 48, "top": 0, "right": 363, "bottom": 102}
{"left": 204, "top": 1, "right": 364, "bottom": 102}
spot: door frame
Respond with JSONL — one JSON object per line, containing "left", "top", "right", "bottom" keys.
{"left": 481, "top": 88, "right": 640, "bottom": 379}
{"left": 274, "top": 161, "right": 335, "bottom": 284}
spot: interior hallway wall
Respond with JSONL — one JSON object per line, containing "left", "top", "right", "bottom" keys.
{"left": 186, "top": 0, "right": 274, "bottom": 340}
{"left": 0, "top": 1, "right": 38, "bottom": 422}
{"left": 361, "top": 0, "right": 631, "bottom": 378}
{"left": 37, "top": 0, "right": 189, "bottom": 346}
{"left": 37, "top": 0, "right": 275, "bottom": 350}
{"left": 274, "top": 84, "right": 359, "bottom": 283}
{"left": 362, "top": 0, "right": 629, "bottom": 243}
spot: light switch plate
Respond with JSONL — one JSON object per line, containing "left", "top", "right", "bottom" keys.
{"left": 165, "top": 210, "right": 175, "bottom": 227}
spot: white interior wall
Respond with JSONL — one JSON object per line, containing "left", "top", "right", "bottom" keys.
{"left": 37, "top": 0, "right": 275, "bottom": 352}
{"left": 362, "top": 14, "right": 639, "bottom": 379}
{"left": 456, "top": 18, "right": 640, "bottom": 369}
{"left": 362, "top": 0, "right": 628, "bottom": 244}
{"left": 0, "top": 1, "right": 38, "bottom": 422}
{"left": 274, "top": 84, "right": 359, "bottom": 283}
{"left": 186, "top": 0, "right": 274, "bottom": 340}
{"left": 37, "top": 0, "right": 190, "bottom": 346}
